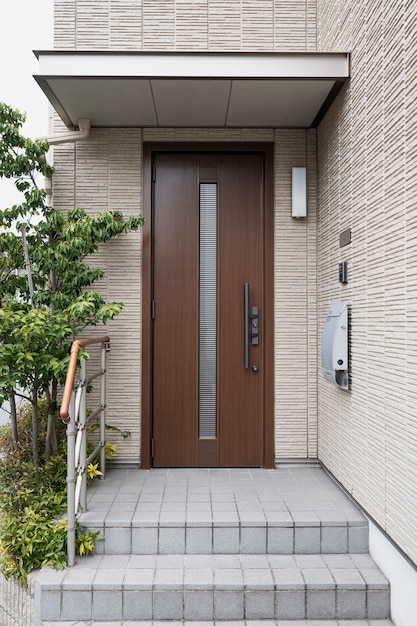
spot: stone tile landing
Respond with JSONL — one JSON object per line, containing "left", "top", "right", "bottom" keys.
{"left": 33, "top": 467, "right": 393, "bottom": 626}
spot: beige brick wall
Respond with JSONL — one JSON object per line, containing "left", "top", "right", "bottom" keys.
{"left": 54, "top": 0, "right": 316, "bottom": 51}
{"left": 317, "top": 0, "right": 417, "bottom": 564}
{"left": 52, "top": 128, "right": 143, "bottom": 462}
{"left": 274, "top": 129, "right": 318, "bottom": 459}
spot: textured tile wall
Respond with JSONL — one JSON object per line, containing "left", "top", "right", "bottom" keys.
{"left": 274, "top": 129, "right": 318, "bottom": 459}
{"left": 317, "top": 0, "right": 417, "bottom": 564}
{"left": 51, "top": 128, "right": 143, "bottom": 461}
{"left": 54, "top": 0, "right": 316, "bottom": 51}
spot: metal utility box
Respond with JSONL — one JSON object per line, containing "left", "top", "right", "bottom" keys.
{"left": 321, "top": 301, "right": 349, "bottom": 390}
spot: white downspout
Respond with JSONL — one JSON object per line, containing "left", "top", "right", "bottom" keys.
{"left": 38, "top": 118, "right": 91, "bottom": 146}
{"left": 38, "top": 118, "right": 91, "bottom": 203}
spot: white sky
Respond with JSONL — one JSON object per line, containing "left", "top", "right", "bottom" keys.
{"left": 0, "top": 0, "right": 54, "bottom": 209}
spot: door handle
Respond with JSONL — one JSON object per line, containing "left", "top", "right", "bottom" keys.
{"left": 244, "top": 283, "right": 250, "bottom": 368}
{"left": 244, "top": 283, "right": 259, "bottom": 369}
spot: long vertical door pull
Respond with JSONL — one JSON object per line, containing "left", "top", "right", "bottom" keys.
{"left": 244, "top": 283, "right": 250, "bottom": 368}
{"left": 244, "top": 282, "right": 260, "bottom": 370}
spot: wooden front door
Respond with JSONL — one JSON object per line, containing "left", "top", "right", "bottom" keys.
{"left": 148, "top": 147, "right": 272, "bottom": 468}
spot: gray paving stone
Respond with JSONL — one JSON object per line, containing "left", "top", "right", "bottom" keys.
{"left": 184, "top": 590, "right": 214, "bottom": 620}
{"left": 105, "top": 527, "right": 131, "bottom": 554}
{"left": 295, "top": 526, "right": 321, "bottom": 553}
{"left": 155, "top": 554, "right": 185, "bottom": 568}
{"left": 123, "top": 568, "right": 154, "bottom": 590}
{"left": 131, "top": 527, "right": 158, "bottom": 554}
{"left": 240, "top": 527, "right": 267, "bottom": 553}
{"left": 245, "top": 590, "right": 275, "bottom": 619}
{"left": 153, "top": 590, "right": 183, "bottom": 620}
{"left": 214, "top": 568, "right": 244, "bottom": 590}
{"left": 61, "top": 590, "right": 92, "bottom": 621}
{"left": 360, "top": 567, "right": 390, "bottom": 588}
{"left": 186, "top": 526, "right": 213, "bottom": 553}
{"left": 184, "top": 567, "right": 214, "bottom": 589}
{"left": 295, "top": 554, "right": 326, "bottom": 568}
{"left": 243, "top": 568, "right": 274, "bottom": 589}
{"left": 348, "top": 525, "right": 369, "bottom": 553}
{"left": 62, "top": 567, "right": 96, "bottom": 590}
{"left": 99, "top": 554, "right": 129, "bottom": 569}
{"left": 302, "top": 568, "right": 335, "bottom": 589}
{"left": 128, "top": 554, "right": 157, "bottom": 568}
{"left": 268, "top": 554, "right": 298, "bottom": 569}
{"left": 92, "top": 589, "right": 123, "bottom": 620}
{"left": 272, "top": 568, "right": 305, "bottom": 589}
{"left": 213, "top": 554, "right": 241, "bottom": 568}
{"left": 154, "top": 567, "right": 184, "bottom": 590}
{"left": 321, "top": 525, "right": 348, "bottom": 553}
{"left": 123, "top": 590, "right": 153, "bottom": 620}
{"left": 186, "top": 554, "right": 213, "bottom": 568}
{"left": 93, "top": 567, "right": 124, "bottom": 589}
{"left": 367, "top": 589, "right": 391, "bottom": 619}
{"left": 323, "top": 554, "right": 354, "bottom": 569}
{"left": 336, "top": 589, "right": 366, "bottom": 619}
{"left": 214, "top": 590, "right": 244, "bottom": 619}
{"left": 213, "top": 526, "right": 239, "bottom": 553}
{"left": 158, "top": 527, "right": 185, "bottom": 553}
{"left": 275, "top": 589, "right": 305, "bottom": 619}
{"left": 267, "top": 527, "right": 294, "bottom": 553}
{"left": 240, "top": 554, "right": 270, "bottom": 568}
{"left": 306, "top": 589, "right": 336, "bottom": 619}
{"left": 37, "top": 589, "right": 61, "bottom": 621}
{"left": 331, "top": 567, "right": 365, "bottom": 589}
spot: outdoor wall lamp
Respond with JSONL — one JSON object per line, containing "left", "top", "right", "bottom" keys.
{"left": 291, "top": 166, "right": 307, "bottom": 218}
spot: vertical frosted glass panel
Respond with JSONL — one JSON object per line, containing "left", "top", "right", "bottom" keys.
{"left": 199, "top": 183, "right": 217, "bottom": 438}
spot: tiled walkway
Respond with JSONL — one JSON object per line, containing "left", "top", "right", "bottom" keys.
{"left": 81, "top": 466, "right": 367, "bottom": 533}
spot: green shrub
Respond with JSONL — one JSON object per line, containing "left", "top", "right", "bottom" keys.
{"left": 0, "top": 402, "right": 100, "bottom": 585}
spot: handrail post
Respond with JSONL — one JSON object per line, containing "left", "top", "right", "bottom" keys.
{"left": 67, "top": 392, "right": 76, "bottom": 567}
{"left": 100, "top": 342, "right": 107, "bottom": 479}
{"left": 80, "top": 359, "right": 88, "bottom": 513}
{"left": 61, "top": 335, "right": 110, "bottom": 566}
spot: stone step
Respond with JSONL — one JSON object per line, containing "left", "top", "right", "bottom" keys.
{"left": 35, "top": 553, "right": 390, "bottom": 623}
{"left": 79, "top": 467, "right": 370, "bottom": 557}
{"left": 79, "top": 512, "right": 369, "bottom": 556}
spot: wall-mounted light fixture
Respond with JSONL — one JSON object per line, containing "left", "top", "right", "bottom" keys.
{"left": 291, "top": 167, "right": 307, "bottom": 218}
{"left": 339, "top": 261, "right": 348, "bottom": 284}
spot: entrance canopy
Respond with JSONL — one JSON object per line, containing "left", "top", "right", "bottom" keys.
{"left": 34, "top": 51, "right": 350, "bottom": 129}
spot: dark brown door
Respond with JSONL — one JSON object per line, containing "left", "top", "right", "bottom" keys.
{"left": 152, "top": 151, "right": 265, "bottom": 467}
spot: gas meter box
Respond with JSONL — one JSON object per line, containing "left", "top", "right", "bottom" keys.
{"left": 321, "top": 301, "right": 349, "bottom": 390}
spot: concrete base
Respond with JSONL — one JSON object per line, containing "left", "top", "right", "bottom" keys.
{"left": 370, "top": 520, "right": 417, "bottom": 626}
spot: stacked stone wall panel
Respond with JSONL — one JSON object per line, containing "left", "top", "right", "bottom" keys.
{"left": 317, "top": 0, "right": 417, "bottom": 564}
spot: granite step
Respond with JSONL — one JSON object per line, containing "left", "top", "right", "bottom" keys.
{"left": 79, "top": 508, "right": 369, "bottom": 556}
{"left": 78, "top": 468, "right": 369, "bottom": 556}
{"left": 35, "top": 552, "right": 390, "bottom": 623}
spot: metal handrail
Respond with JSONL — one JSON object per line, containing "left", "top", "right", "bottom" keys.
{"left": 60, "top": 336, "right": 110, "bottom": 567}
{"left": 60, "top": 336, "right": 110, "bottom": 423}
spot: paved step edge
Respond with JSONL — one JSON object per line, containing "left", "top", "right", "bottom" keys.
{"left": 35, "top": 555, "right": 390, "bottom": 623}
{"left": 79, "top": 520, "right": 369, "bottom": 556}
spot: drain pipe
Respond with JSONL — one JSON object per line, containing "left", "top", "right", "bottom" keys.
{"left": 38, "top": 118, "right": 91, "bottom": 146}
{"left": 38, "top": 118, "right": 91, "bottom": 203}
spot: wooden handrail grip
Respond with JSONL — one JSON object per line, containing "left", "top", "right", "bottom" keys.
{"left": 60, "top": 336, "right": 110, "bottom": 423}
